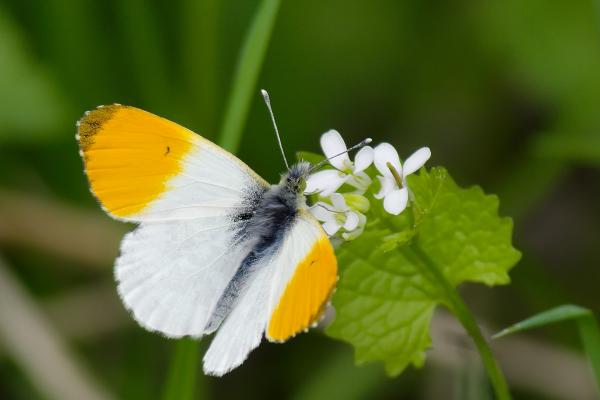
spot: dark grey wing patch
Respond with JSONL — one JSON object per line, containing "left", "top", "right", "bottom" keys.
{"left": 204, "top": 251, "right": 263, "bottom": 333}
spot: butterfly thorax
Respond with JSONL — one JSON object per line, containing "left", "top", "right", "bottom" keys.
{"left": 245, "top": 161, "right": 311, "bottom": 246}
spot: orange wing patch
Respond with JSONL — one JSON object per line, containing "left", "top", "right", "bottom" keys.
{"left": 77, "top": 105, "right": 195, "bottom": 218}
{"left": 267, "top": 235, "right": 338, "bottom": 342}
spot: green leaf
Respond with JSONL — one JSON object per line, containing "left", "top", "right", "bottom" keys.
{"left": 379, "top": 231, "right": 415, "bottom": 253}
{"left": 326, "top": 167, "right": 521, "bottom": 376}
{"left": 409, "top": 167, "right": 519, "bottom": 287}
{"left": 493, "top": 304, "right": 600, "bottom": 393}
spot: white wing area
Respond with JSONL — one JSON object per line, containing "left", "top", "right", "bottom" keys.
{"left": 202, "top": 253, "right": 276, "bottom": 376}
{"left": 136, "top": 140, "right": 267, "bottom": 222}
{"left": 203, "top": 213, "right": 324, "bottom": 376}
{"left": 115, "top": 216, "right": 250, "bottom": 338}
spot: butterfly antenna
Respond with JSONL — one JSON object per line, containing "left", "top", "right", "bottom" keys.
{"left": 261, "top": 89, "right": 289, "bottom": 170}
{"left": 309, "top": 138, "right": 372, "bottom": 173}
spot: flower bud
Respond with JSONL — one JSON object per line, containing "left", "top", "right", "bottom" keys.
{"left": 343, "top": 194, "right": 370, "bottom": 213}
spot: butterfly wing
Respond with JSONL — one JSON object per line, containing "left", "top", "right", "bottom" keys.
{"left": 77, "top": 105, "right": 269, "bottom": 337}
{"left": 77, "top": 105, "right": 338, "bottom": 373}
{"left": 116, "top": 216, "right": 252, "bottom": 337}
{"left": 77, "top": 104, "right": 268, "bottom": 222}
{"left": 203, "top": 211, "right": 337, "bottom": 376}
{"left": 266, "top": 212, "right": 338, "bottom": 342}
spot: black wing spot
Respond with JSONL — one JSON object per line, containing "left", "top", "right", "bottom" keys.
{"left": 164, "top": 146, "right": 170, "bottom": 156}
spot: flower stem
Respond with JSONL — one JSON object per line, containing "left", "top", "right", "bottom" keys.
{"left": 408, "top": 244, "right": 511, "bottom": 400}
{"left": 162, "top": 339, "right": 204, "bottom": 400}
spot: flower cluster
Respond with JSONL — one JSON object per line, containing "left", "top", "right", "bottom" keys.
{"left": 305, "top": 130, "right": 430, "bottom": 241}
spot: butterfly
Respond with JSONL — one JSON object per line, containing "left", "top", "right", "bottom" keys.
{"left": 75, "top": 91, "right": 364, "bottom": 376}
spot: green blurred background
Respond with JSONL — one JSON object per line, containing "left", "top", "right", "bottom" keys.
{"left": 1, "top": 1, "right": 599, "bottom": 399}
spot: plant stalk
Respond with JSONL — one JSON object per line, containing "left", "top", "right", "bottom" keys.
{"left": 408, "top": 244, "right": 511, "bottom": 400}
{"left": 163, "top": 1, "right": 281, "bottom": 399}
{"left": 162, "top": 339, "right": 203, "bottom": 400}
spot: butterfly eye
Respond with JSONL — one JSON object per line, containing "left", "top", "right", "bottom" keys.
{"left": 298, "top": 179, "right": 307, "bottom": 193}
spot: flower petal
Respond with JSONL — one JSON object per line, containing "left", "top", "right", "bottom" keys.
{"left": 341, "top": 213, "right": 367, "bottom": 240}
{"left": 321, "top": 130, "right": 351, "bottom": 171}
{"left": 357, "top": 212, "right": 367, "bottom": 227}
{"left": 322, "top": 220, "right": 342, "bottom": 236}
{"left": 343, "top": 211, "right": 359, "bottom": 231}
{"left": 383, "top": 187, "right": 408, "bottom": 215}
{"left": 330, "top": 193, "right": 347, "bottom": 211}
{"left": 310, "top": 202, "right": 336, "bottom": 222}
{"left": 402, "top": 147, "right": 431, "bottom": 177}
{"left": 345, "top": 171, "right": 372, "bottom": 194}
{"left": 305, "top": 169, "right": 346, "bottom": 194}
{"left": 353, "top": 146, "right": 374, "bottom": 173}
{"left": 374, "top": 143, "right": 402, "bottom": 178}
{"left": 374, "top": 175, "right": 397, "bottom": 199}
{"left": 320, "top": 175, "right": 349, "bottom": 197}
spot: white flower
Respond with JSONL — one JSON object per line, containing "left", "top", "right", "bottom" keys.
{"left": 373, "top": 144, "right": 431, "bottom": 215}
{"left": 341, "top": 213, "right": 367, "bottom": 241}
{"left": 310, "top": 193, "right": 366, "bottom": 238}
{"left": 305, "top": 130, "right": 373, "bottom": 196}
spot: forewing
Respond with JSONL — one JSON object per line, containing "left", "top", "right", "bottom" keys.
{"left": 77, "top": 105, "right": 268, "bottom": 222}
{"left": 115, "top": 216, "right": 250, "bottom": 338}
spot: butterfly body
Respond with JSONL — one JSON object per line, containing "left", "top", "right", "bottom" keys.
{"left": 76, "top": 105, "right": 336, "bottom": 376}
{"left": 205, "top": 161, "right": 311, "bottom": 333}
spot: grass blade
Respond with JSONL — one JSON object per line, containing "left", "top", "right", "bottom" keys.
{"left": 219, "top": 0, "right": 281, "bottom": 153}
{"left": 163, "top": 2, "right": 281, "bottom": 399}
{"left": 180, "top": 0, "right": 220, "bottom": 135}
{"left": 578, "top": 316, "right": 600, "bottom": 388}
{"left": 493, "top": 304, "right": 591, "bottom": 338}
{"left": 493, "top": 304, "right": 600, "bottom": 393}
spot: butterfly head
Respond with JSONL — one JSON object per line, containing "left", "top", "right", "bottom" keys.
{"left": 281, "top": 161, "right": 311, "bottom": 194}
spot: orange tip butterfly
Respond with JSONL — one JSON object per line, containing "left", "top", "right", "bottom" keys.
{"left": 76, "top": 91, "right": 368, "bottom": 376}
